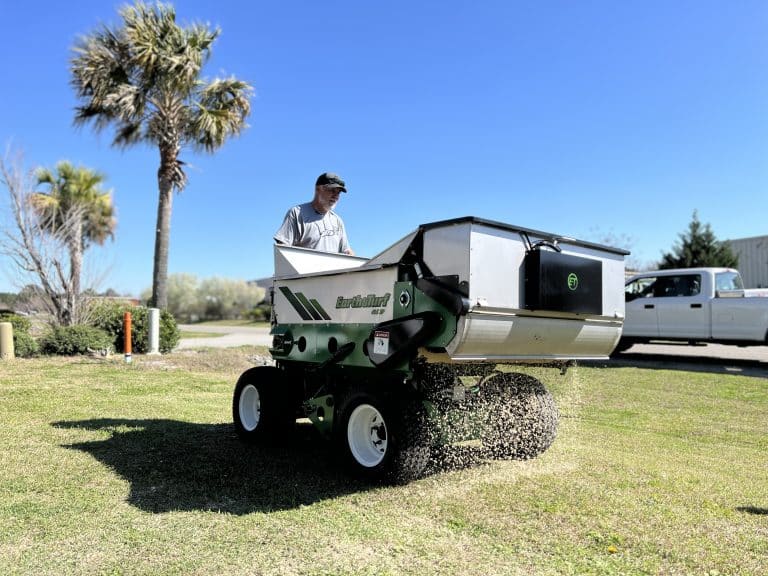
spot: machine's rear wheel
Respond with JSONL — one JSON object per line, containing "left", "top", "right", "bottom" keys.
{"left": 232, "top": 366, "right": 294, "bottom": 443}
{"left": 335, "top": 387, "right": 432, "bottom": 484}
{"left": 478, "top": 372, "right": 558, "bottom": 460}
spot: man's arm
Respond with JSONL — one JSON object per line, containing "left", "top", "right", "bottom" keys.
{"left": 338, "top": 216, "right": 353, "bottom": 255}
{"left": 274, "top": 207, "right": 299, "bottom": 245}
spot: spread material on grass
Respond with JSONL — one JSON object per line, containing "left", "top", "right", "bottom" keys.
{"left": 0, "top": 351, "right": 766, "bottom": 575}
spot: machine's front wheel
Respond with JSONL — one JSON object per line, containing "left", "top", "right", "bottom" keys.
{"left": 335, "top": 388, "right": 431, "bottom": 484}
{"left": 478, "top": 372, "right": 558, "bottom": 460}
{"left": 232, "top": 366, "right": 294, "bottom": 443}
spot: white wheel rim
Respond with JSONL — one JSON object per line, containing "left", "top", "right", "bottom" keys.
{"left": 239, "top": 384, "right": 261, "bottom": 431}
{"left": 347, "top": 404, "right": 388, "bottom": 468}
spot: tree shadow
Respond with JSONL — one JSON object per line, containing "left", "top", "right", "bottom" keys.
{"left": 52, "top": 418, "right": 371, "bottom": 514}
{"left": 586, "top": 351, "right": 768, "bottom": 379}
{"left": 52, "top": 418, "right": 488, "bottom": 514}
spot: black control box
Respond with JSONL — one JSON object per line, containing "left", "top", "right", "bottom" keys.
{"left": 524, "top": 249, "right": 603, "bottom": 314}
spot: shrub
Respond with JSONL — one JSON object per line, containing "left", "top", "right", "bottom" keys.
{"left": 248, "top": 303, "right": 272, "bottom": 322}
{"left": 13, "top": 332, "right": 39, "bottom": 358}
{"left": 0, "top": 312, "right": 39, "bottom": 357}
{"left": 39, "top": 325, "right": 113, "bottom": 356}
{"left": 155, "top": 309, "right": 180, "bottom": 354}
{"left": 0, "top": 312, "right": 31, "bottom": 333}
{"left": 145, "top": 274, "right": 267, "bottom": 321}
{"left": 87, "top": 301, "right": 180, "bottom": 354}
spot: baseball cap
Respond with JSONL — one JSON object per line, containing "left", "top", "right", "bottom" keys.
{"left": 316, "top": 172, "right": 347, "bottom": 192}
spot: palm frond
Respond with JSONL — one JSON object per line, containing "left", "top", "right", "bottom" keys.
{"left": 113, "top": 122, "right": 145, "bottom": 147}
{"left": 31, "top": 162, "right": 115, "bottom": 247}
{"left": 188, "top": 77, "right": 252, "bottom": 152}
{"left": 69, "top": 0, "right": 252, "bottom": 227}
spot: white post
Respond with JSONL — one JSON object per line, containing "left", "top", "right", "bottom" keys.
{"left": 148, "top": 308, "right": 160, "bottom": 355}
{"left": 0, "top": 322, "right": 14, "bottom": 360}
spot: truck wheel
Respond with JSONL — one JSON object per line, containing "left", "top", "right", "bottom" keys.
{"left": 335, "top": 388, "right": 432, "bottom": 484}
{"left": 478, "top": 372, "right": 558, "bottom": 460}
{"left": 232, "top": 366, "right": 294, "bottom": 443}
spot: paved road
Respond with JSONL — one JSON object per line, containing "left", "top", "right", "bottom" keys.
{"left": 619, "top": 341, "right": 768, "bottom": 363}
{"left": 604, "top": 342, "right": 768, "bottom": 378}
{"left": 177, "top": 324, "right": 272, "bottom": 349}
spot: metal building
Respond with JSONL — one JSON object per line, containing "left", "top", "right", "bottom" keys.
{"left": 727, "top": 235, "right": 768, "bottom": 288}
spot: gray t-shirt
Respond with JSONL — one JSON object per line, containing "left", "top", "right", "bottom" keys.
{"left": 274, "top": 202, "right": 350, "bottom": 253}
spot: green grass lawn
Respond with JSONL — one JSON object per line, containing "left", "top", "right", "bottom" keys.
{"left": 0, "top": 350, "right": 765, "bottom": 575}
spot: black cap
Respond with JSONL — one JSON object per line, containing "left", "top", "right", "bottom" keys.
{"left": 316, "top": 172, "right": 346, "bottom": 192}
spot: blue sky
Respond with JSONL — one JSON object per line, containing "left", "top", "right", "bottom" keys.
{"left": 1, "top": 0, "right": 766, "bottom": 296}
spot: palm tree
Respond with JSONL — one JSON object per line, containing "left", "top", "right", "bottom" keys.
{"left": 70, "top": 1, "right": 252, "bottom": 308}
{"left": 32, "top": 161, "right": 116, "bottom": 324}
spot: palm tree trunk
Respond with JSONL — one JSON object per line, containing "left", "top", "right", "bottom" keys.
{"left": 67, "top": 218, "right": 84, "bottom": 325}
{"left": 152, "top": 148, "right": 176, "bottom": 309}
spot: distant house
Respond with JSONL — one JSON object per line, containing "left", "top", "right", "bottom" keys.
{"left": 727, "top": 235, "right": 768, "bottom": 288}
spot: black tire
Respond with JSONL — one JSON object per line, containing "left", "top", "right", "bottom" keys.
{"left": 477, "top": 372, "right": 558, "bottom": 460}
{"left": 232, "top": 366, "right": 294, "bottom": 444}
{"left": 334, "top": 387, "right": 432, "bottom": 484}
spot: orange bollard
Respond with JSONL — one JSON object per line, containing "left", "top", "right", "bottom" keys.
{"left": 124, "top": 311, "right": 132, "bottom": 363}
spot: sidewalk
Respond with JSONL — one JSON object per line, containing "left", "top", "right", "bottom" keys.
{"left": 177, "top": 324, "right": 273, "bottom": 349}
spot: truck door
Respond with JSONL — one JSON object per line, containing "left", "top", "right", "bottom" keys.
{"left": 654, "top": 273, "right": 710, "bottom": 339}
{"left": 624, "top": 276, "right": 660, "bottom": 337}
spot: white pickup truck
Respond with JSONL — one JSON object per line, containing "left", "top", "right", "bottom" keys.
{"left": 617, "top": 267, "right": 768, "bottom": 351}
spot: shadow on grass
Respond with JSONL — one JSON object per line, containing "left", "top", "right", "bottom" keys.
{"left": 52, "top": 418, "right": 488, "bottom": 514}
{"left": 736, "top": 506, "right": 768, "bottom": 516}
{"left": 584, "top": 351, "right": 768, "bottom": 379}
{"left": 52, "top": 418, "right": 372, "bottom": 514}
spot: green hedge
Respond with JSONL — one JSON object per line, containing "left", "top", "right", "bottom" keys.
{"left": 248, "top": 303, "right": 272, "bottom": 322}
{"left": 0, "top": 313, "right": 39, "bottom": 358}
{"left": 39, "top": 325, "right": 113, "bottom": 356}
{"left": 87, "top": 302, "right": 180, "bottom": 354}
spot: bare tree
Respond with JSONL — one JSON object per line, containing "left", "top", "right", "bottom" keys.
{"left": 586, "top": 226, "right": 651, "bottom": 272}
{"left": 0, "top": 149, "right": 95, "bottom": 325}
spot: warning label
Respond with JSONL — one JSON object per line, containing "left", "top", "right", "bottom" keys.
{"left": 373, "top": 330, "right": 389, "bottom": 355}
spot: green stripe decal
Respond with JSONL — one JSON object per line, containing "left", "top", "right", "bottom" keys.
{"left": 279, "top": 287, "right": 313, "bottom": 320}
{"left": 310, "top": 299, "right": 331, "bottom": 320}
{"left": 295, "top": 292, "right": 323, "bottom": 321}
